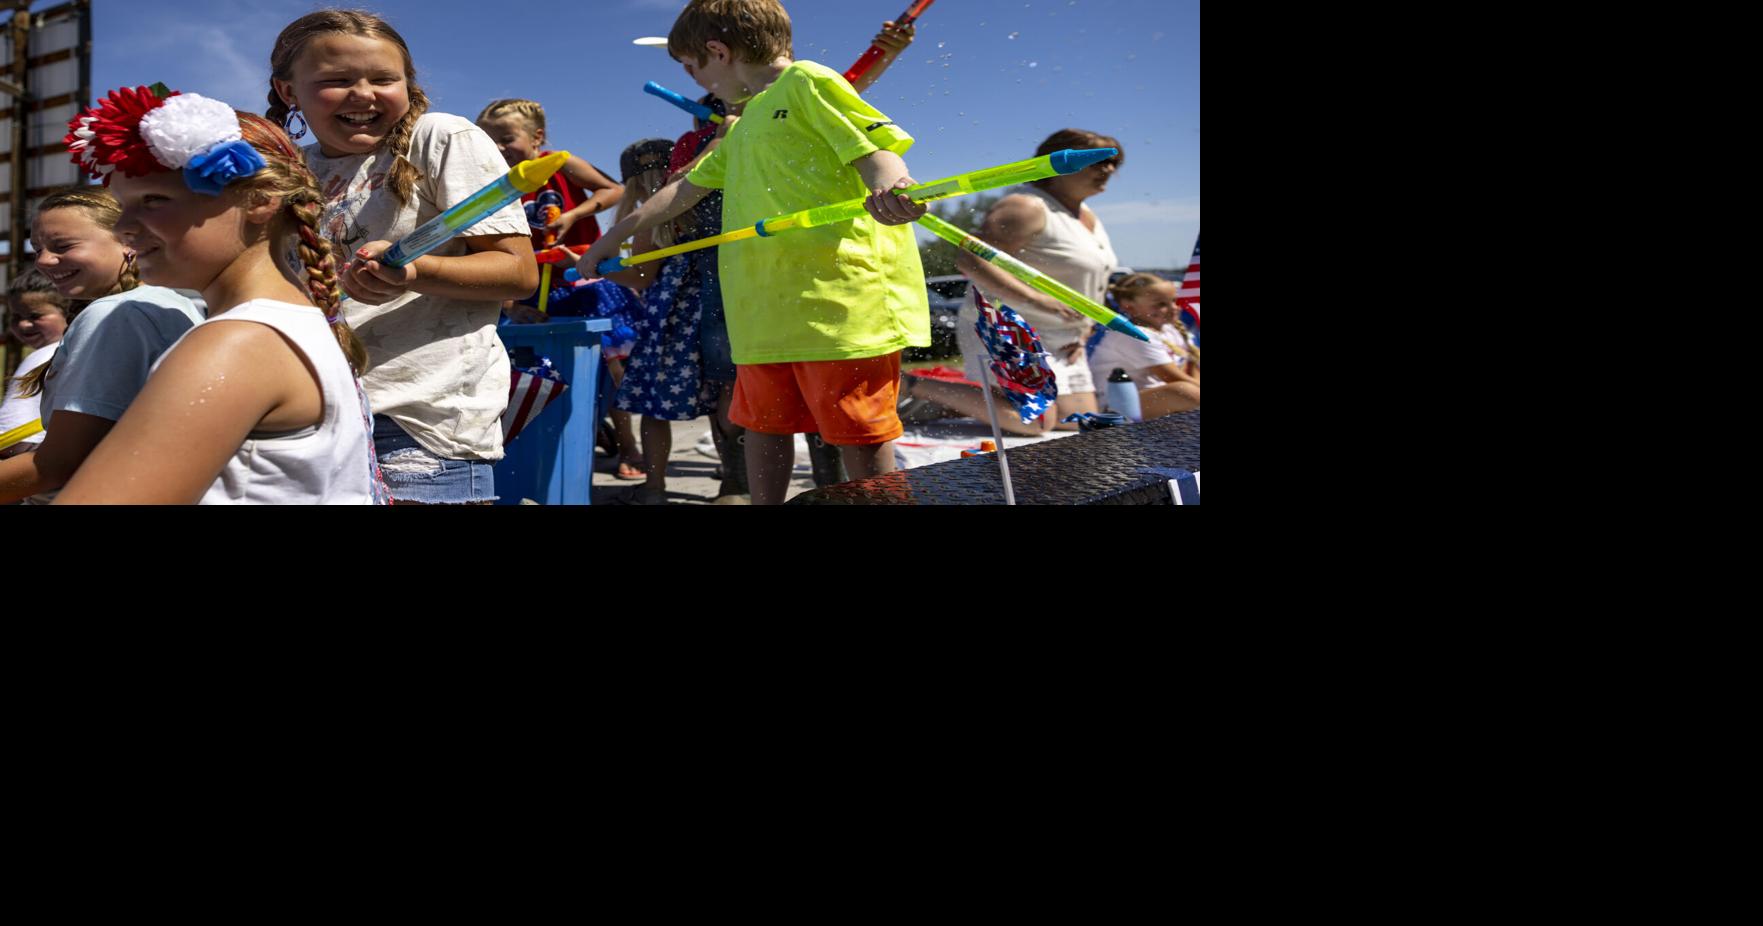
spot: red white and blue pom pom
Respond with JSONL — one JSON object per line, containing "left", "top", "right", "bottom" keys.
{"left": 65, "top": 85, "right": 263, "bottom": 194}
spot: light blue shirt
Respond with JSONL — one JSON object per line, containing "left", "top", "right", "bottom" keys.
{"left": 40, "top": 286, "right": 206, "bottom": 427}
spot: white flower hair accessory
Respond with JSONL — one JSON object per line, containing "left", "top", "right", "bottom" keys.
{"left": 138, "top": 93, "right": 243, "bottom": 169}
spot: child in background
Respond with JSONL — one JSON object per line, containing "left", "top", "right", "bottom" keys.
{"left": 0, "top": 185, "right": 205, "bottom": 504}
{"left": 1085, "top": 272, "right": 1199, "bottom": 418}
{"left": 0, "top": 270, "right": 71, "bottom": 462}
{"left": 56, "top": 92, "right": 382, "bottom": 504}
{"left": 476, "top": 98, "right": 621, "bottom": 253}
{"left": 553, "top": 141, "right": 669, "bottom": 483}
{"left": 609, "top": 138, "right": 719, "bottom": 504}
{"left": 580, "top": 0, "right": 931, "bottom": 505}
{"left": 267, "top": 10, "right": 536, "bottom": 504}
{"left": 664, "top": 94, "right": 747, "bottom": 501}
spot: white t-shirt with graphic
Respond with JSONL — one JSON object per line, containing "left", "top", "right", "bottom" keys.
{"left": 305, "top": 112, "right": 528, "bottom": 461}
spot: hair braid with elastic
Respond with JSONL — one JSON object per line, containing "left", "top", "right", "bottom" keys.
{"left": 476, "top": 98, "right": 546, "bottom": 135}
{"left": 381, "top": 82, "right": 429, "bottom": 208}
{"left": 292, "top": 196, "right": 367, "bottom": 372}
{"left": 234, "top": 111, "right": 370, "bottom": 376}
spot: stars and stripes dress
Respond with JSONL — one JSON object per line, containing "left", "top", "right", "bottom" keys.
{"left": 613, "top": 253, "right": 718, "bottom": 421}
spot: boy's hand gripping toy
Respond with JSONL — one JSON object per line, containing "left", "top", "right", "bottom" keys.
{"left": 844, "top": 0, "right": 938, "bottom": 85}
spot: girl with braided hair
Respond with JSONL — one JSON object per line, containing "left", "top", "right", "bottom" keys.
{"left": 266, "top": 10, "right": 536, "bottom": 504}
{"left": 54, "top": 86, "right": 385, "bottom": 504}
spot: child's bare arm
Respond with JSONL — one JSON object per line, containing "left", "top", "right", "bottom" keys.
{"left": 952, "top": 194, "right": 1085, "bottom": 323}
{"left": 54, "top": 322, "right": 307, "bottom": 504}
{"left": 552, "top": 156, "right": 622, "bottom": 239}
{"left": 1146, "top": 362, "right": 1197, "bottom": 386}
{"left": 577, "top": 179, "right": 712, "bottom": 277}
{"left": 0, "top": 412, "right": 114, "bottom": 502}
{"left": 854, "top": 149, "right": 927, "bottom": 225}
{"left": 346, "top": 232, "right": 539, "bottom": 303}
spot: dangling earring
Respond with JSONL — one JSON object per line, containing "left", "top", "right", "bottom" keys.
{"left": 284, "top": 105, "right": 309, "bottom": 141}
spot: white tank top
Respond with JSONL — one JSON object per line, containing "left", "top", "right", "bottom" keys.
{"left": 962, "top": 184, "right": 1119, "bottom": 348}
{"left": 152, "top": 300, "right": 384, "bottom": 505}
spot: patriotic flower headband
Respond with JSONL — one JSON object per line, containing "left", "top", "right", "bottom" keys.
{"left": 65, "top": 83, "right": 267, "bottom": 195}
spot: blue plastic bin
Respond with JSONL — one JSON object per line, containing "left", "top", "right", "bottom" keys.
{"left": 493, "top": 317, "right": 613, "bottom": 505}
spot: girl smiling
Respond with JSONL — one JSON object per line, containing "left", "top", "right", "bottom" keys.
{"left": 266, "top": 10, "right": 535, "bottom": 504}
{"left": 54, "top": 87, "right": 384, "bottom": 504}
{"left": 0, "top": 184, "right": 204, "bottom": 504}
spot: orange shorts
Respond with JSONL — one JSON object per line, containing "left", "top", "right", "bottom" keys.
{"left": 729, "top": 352, "right": 903, "bottom": 446}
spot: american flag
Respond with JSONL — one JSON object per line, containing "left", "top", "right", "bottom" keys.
{"left": 974, "top": 291, "right": 1059, "bottom": 423}
{"left": 1176, "top": 234, "right": 1200, "bottom": 331}
{"left": 503, "top": 359, "right": 569, "bottom": 445}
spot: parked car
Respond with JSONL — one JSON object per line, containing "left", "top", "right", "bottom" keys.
{"left": 911, "top": 274, "right": 969, "bottom": 360}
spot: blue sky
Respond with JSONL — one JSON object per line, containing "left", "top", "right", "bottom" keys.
{"left": 79, "top": 0, "right": 1198, "bottom": 268}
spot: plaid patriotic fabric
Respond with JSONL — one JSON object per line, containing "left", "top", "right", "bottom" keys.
{"left": 973, "top": 291, "right": 1059, "bottom": 423}
{"left": 503, "top": 358, "right": 569, "bottom": 445}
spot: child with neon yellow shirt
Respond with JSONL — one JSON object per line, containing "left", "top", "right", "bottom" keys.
{"left": 578, "top": 0, "right": 931, "bottom": 505}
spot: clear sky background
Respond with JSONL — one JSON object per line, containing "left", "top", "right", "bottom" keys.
{"left": 80, "top": 0, "right": 1199, "bottom": 268}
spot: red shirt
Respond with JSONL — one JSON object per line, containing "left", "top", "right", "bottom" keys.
{"left": 520, "top": 151, "right": 604, "bottom": 251}
{"left": 670, "top": 127, "right": 717, "bottom": 174}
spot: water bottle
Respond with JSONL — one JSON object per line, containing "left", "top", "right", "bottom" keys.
{"left": 1105, "top": 368, "right": 1142, "bottom": 422}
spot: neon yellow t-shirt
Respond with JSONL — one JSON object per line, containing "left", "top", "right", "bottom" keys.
{"left": 686, "top": 60, "right": 931, "bottom": 364}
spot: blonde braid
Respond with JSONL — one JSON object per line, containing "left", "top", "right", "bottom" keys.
{"left": 292, "top": 198, "right": 367, "bottom": 376}
{"left": 476, "top": 99, "right": 546, "bottom": 135}
{"left": 233, "top": 111, "right": 371, "bottom": 376}
{"left": 382, "top": 83, "right": 430, "bottom": 208}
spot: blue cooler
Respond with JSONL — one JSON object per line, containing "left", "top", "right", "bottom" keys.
{"left": 493, "top": 317, "right": 612, "bottom": 505}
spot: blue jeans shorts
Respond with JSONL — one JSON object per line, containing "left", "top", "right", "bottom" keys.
{"left": 372, "top": 415, "right": 498, "bottom": 504}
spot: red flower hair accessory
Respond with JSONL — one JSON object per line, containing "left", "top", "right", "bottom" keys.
{"left": 65, "top": 84, "right": 180, "bottom": 182}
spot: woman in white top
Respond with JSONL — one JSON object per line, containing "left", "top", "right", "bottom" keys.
{"left": 56, "top": 88, "right": 384, "bottom": 504}
{"left": 1088, "top": 273, "right": 1199, "bottom": 419}
{"left": 905, "top": 128, "right": 1121, "bottom": 435}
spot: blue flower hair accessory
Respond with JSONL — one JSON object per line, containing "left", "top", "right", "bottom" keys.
{"left": 184, "top": 141, "right": 268, "bottom": 196}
